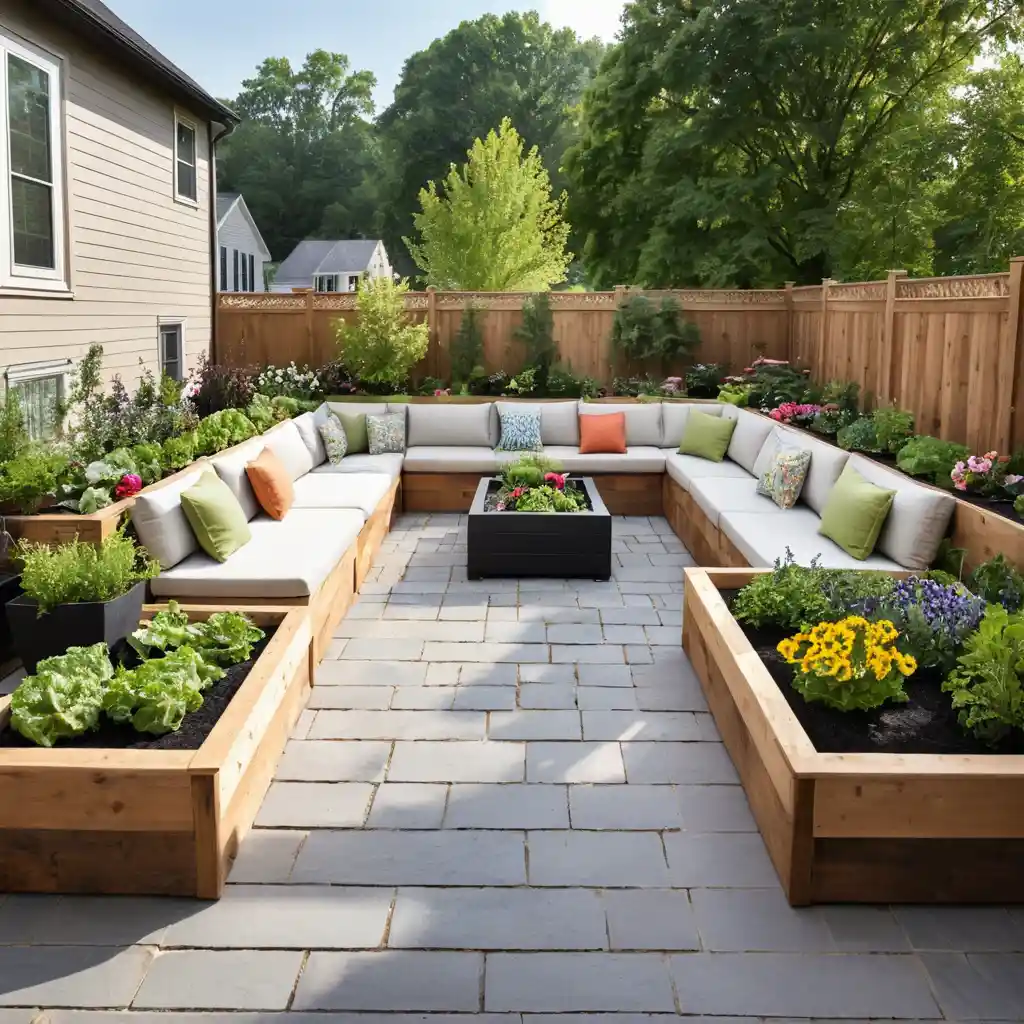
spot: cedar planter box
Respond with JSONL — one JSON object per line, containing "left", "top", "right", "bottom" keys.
{"left": 682, "top": 567, "right": 1024, "bottom": 906}
{"left": 467, "top": 476, "right": 612, "bottom": 580}
{"left": 0, "top": 605, "right": 313, "bottom": 898}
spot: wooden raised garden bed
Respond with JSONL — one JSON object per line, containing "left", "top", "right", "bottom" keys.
{"left": 0, "top": 604, "right": 313, "bottom": 898}
{"left": 682, "top": 567, "right": 1024, "bottom": 905}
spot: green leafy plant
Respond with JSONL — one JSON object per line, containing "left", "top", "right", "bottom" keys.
{"left": 506, "top": 366, "right": 537, "bottom": 396}
{"left": 717, "top": 383, "right": 752, "bottom": 407}
{"left": 334, "top": 277, "right": 429, "bottom": 390}
{"left": 836, "top": 416, "right": 881, "bottom": 453}
{"left": 246, "top": 394, "right": 276, "bottom": 432}
{"left": 500, "top": 453, "right": 564, "bottom": 490}
{"left": 195, "top": 409, "right": 258, "bottom": 456}
{"left": 942, "top": 604, "right": 1024, "bottom": 744}
{"left": 1016, "top": 495, "right": 1024, "bottom": 517}
{"left": 515, "top": 293, "right": 557, "bottom": 392}
{"left": 821, "top": 379, "right": 861, "bottom": 414}
{"left": 512, "top": 483, "right": 586, "bottom": 512}
{"left": 131, "top": 443, "right": 162, "bottom": 486}
{"left": 129, "top": 601, "right": 264, "bottom": 667}
{"left": 16, "top": 528, "right": 159, "bottom": 615}
{"left": 613, "top": 375, "right": 659, "bottom": 397}
{"left": 10, "top": 643, "right": 112, "bottom": 747}
{"left": 896, "top": 435, "right": 970, "bottom": 486}
{"left": 872, "top": 405, "right": 915, "bottom": 454}
{"left": 610, "top": 294, "right": 700, "bottom": 364}
{"left": 545, "top": 365, "right": 598, "bottom": 398}
{"left": 735, "top": 358, "right": 814, "bottom": 407}
{"left": 450, "top": 302, "right": 484, "bottom": 389}
{"left": 684, "top": 363, "right": 725, "bottom": 399}
{"left": 159, "top": 431, "right": 198, "bottom": 474}
{"left": 0, "top": 448, "right": 66, "bottom": 512}
{"left": 416, "top": 376, "right": 446, "bottom": 396}
{"left": 0, "top": 388, "right": 28, "bottom": 463}
{"left": 968, "top": 554, "right": 1024, "bottom": 613}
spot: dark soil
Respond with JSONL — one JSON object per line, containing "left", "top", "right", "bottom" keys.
{"left": 0, "top": 628, "right": 275, "bottom": 751}
{"left": 482, "top": 478, "right": 594, "bottom": 512}
{"left": 720, "top": 590, "right": 1021, "bottom": 756}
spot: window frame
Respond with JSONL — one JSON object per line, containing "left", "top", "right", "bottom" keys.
{"left": 240, "top": 250, "right": 248, "bottom": 292}
{"left": 0, "top": 29, "right": 67, "bottom": 292}
{"left": 172, "top": 110, "right": 198, "bottom": 207}
{"left": 219, "top": 245, "right": 227, "bottom": 291}
{"left": 314, "top": 273, "right": 338, "bottom": 292}
{"left": 248, "top": 252, "right": 256, "bottom": 292}
{"left": 4, "top": 357, "right": 71, "bottom": 440}
{"left": 232, "top": 248, "right": 239, "bottom": 291}
{"left": 158, "top": 317, "right": 185, "bottom": 382}
{"left": 347, "top": 273, "right": 361, "bottom": 291}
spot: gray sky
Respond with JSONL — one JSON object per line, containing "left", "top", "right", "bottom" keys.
{"left": 103, "top": 0, "right": 627, "bottom": 111}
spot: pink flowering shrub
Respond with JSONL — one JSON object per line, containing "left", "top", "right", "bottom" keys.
{"left": 951, "top": 451, "right": 1014, "bottom": 497}
{"left": 769, "top": 402, "right": 821, "bottom": 427}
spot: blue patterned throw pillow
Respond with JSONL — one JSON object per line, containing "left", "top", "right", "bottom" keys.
{"left": 497, "top": 406, "right": 543, "bottom": 452}
{"left": 367, "top": 412, "right": 406, "bottom": 455}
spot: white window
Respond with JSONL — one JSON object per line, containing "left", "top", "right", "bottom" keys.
{"left": 347, "top": 274, "right": 360, "bottom": 291}
{"left": 173, "top": 112, "right": 197, "bottom": 204}
{"left": 0, "top": 31, "right": 66, "bottom": 291}
{"left": 314, "top": 273, "right": 339, "bottom": 292}
{"left": 159, "top": 320, "right": 184, "bottom": 381}
{"left": 5, "top": 358, "right": 70, "bottom": 440}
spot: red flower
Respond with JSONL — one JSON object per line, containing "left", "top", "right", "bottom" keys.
{"left": 510, "top": 486, "right": 526, "bottom": 499}
{"left": 544, "top": 472, "right": 566, "bottom": 490}
{"left": 115, "top": 473, "right": 143, "bottom": 499}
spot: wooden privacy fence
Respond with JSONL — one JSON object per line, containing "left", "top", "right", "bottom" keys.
{"left": 215, "top": 257, "right": 1024, "bottom": 452}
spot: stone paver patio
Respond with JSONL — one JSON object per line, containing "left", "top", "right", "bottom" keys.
{"left": 0, "top": 513, "right": 1023, "bottom": 1020}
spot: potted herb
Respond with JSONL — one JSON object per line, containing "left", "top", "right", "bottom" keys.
{"left": 5, "top": 528, "right": 159, "bottom": 672}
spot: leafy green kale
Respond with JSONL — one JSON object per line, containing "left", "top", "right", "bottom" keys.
{"left": 10, "top": 643, "right": 112, "bottom": 747}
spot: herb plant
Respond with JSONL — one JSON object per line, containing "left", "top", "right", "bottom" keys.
{"left": 968, "top": 554, "right": 1024, "bottom": 612}
{"left": 731, "top": 552, "right": 834, "bottom": 630}
{"left": 0, "top": 448, "right": 66, "bottom": 512}
{"left": 836, "top": 416, "right": 881, "bottom": 453}
{"left": 872, "top": 406, "right": 915, "bottom": 454}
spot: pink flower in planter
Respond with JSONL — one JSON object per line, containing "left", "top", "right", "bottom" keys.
{"left": 544, "top": 472, "right": 566, "bottom": 490}
{"left": 510, "top": 487, "right": 526, "bottom": 500}
{"left": 115, "top": 473, "right": 143, "bottom": 499}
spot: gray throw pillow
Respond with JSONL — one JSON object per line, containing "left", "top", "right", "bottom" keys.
{"left": 367, "top": 412, "right": 407, "bottom": 455}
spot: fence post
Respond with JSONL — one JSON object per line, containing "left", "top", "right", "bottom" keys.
{"left": 303, "top": 289, "right": 314, "bottom": 365}
{"left": 879, "top": 269, "right": 907, "bottom": 408}
{"left": 818, "top": 278, "right": 832, "bottom": 378}
{"left": 784, "top": 281, "right": 795, "bottom": 362}
{"left": 1000, "top": 257, "right": 1024, "bottom": 451}
{"left": 426, "top": 286, "right": 438, "bottom": 378}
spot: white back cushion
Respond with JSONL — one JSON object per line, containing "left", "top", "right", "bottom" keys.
{"left": 727, "top": 409, "right": 777, "bottom": 475}
{"left": 662, "top": 402, "right": 723, "bottom": 449}
{"left": 578, "top": 402, "right": 663, "bottom": 448}
{"left": 407, "top": 403, "right": 497, "bottom": 447}
{"left": 210, "top": 437, "right": 265, "bottom": 520}
{"left": 293, "top": 411, "right": 327, "bottom": 466}
{"left": 129, "top": 466, "right": 206, "bottom": 569}
{"left": 788, "top": 429, "right": 850, "bottom": 515}
{"left": 264, "top": 420, "right": 315, "bottom": 481}
{"left": 539, "top": 401, "right": 579, "bottom": 446}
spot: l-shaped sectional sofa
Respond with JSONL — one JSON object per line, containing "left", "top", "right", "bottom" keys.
{"left": 129, "top": 399, "right": 960, "bottom": 661}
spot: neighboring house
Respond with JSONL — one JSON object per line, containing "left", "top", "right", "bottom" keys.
{"left": 271, "top": 239, "right": 393, "bottom": 293}
{"left": 0, "top": 0, "right": 237, "bottom": 439}
{"left": 216, "top": 192, "right": 270, "bottom": 293}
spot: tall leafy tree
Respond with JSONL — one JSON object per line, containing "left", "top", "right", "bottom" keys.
{"left": 567, "top": 0, "right": 1022, "bottom": 287}
{"left": 217, "top": 51, "right": 380, "bottom": 261}
{"left": 406, "top": 119, "right": 572, "bottom": 291}
{"left": 378, "top": 12, "right": 604, "bottom": 275}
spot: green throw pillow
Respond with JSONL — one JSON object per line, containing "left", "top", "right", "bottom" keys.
{"left": 679, "top": 410, "right": 737, "bottom": 462}
{"left": 818, "top": 463, "right": 895, "bottom": 560}
{"left": 180, "top": 471, "right": 251, "bottom": 563}
{"left": 338, "top": 412, "right": 368, "bottom": 455}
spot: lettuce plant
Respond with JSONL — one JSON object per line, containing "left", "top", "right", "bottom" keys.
{"left": 195, "top": 409, "right": 257, "bottom": 456}
{"left": 896, "top": 435, "right": 970, "bottom": 486}
{"left": 159, "top": 431, "right": 198, "bottom": 473}
{"left": 10, "top": 643, "right": 111, "bottom": 747}
{"left": 129, "top": 601, "right": 264, "bottom": 666}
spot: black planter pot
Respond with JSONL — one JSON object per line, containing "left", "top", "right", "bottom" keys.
{"left": 5, "top": 582, "right": 147, "bottom": 674}
{"left": 0, "top": 574, "right": 22, "bottom": 666}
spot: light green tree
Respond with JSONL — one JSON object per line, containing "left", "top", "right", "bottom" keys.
{"left": 406, "top": 118, "right": 572, "bottom": 291}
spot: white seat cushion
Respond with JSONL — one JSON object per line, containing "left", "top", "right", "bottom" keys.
{"left": 151, "top": 509, "right": 365, "bottom": 600}
{"left": 578, "top": 402, "right": 663, "bottom": 448}
{"left": 406, "top": 403, "right": 497, "bottom": 447}
{"left": 292, "top": 472, "right": 392, "bottom": 517}
{"left": 689, "top": 476, "right": 787, "bottom": 528}
{"left": 665, "top": 451, "right": 752, "bottom": 492}
{"left": 719, "top": 508, "right": 903, "bottom": 571}
{"left": 403, "top": 447, "right": 515, "bottom": 473}
{"left": 209, "top": 437, "right": 266, "bottom": 521}
{"left": 543, "top": 446, "right": 666, "bottom": 473}
{"left": 662, "top": 402, "right": 723, "bottom": 449}
{"left": 311, "top": 453, "right": 404, "bottom": 482}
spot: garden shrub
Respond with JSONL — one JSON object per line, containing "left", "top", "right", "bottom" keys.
{"left": 546, "top": 366, "right": 598, "bottom": 398}
{"left": 871, "top": 405, "right": 915, "bottom": 454}
{"left": 610, "top": 295, "right": 699, "bottom": 364}
{"left": 0, "top": 389, "right": 28, "bottom": 463}
{"left": 0, "top": 448, "right": 67, "bottom": 513}
{"left": 450, "top": 302, "right": 484, "bottom": 389}
{"left": 515, "top": 293, "right": 557, "bottom": 392}
{"left": 836, "top": 416, "right": 881, "bottom": 453}
{"left": 896, "top": 435, "right": 970, "bottom": 486}
{"left": 968, "top": 554, "right": 1024, "bottom": 612}
{"left": 685, "top": 363, "right": 725, "bottom": 398}
{"left": 187, "top": 355, "right": 257, "bottom": 418}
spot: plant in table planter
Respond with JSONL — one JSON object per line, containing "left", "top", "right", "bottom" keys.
{"left": 9, "top": 642, "right": 112, "bottom": 747}
{"left": 0, "top": 448, "right": 67, "bottom": 513}
{"left": 967, "top": 554, "right": 1024, "bottom": 613}
{"left": 836, "top": 416, "right": 881, "bottom": 453}
{"left": 871, "top": 405, "right": 915, "bottom": 454}
{"left": 500, "top": 453, "right": 564, "bottom": 490}
{"left": 896, "top": 435, "right": 970, "bottom": 487}
{"left": 507, "top": 484, "right": 586, "bottom": 512}
{"left": 685, "top": 363, "right": 725, "bottom": 399}
{"left": 769, "top": 402, "right": 821, "bottom": 427}
{"left": 777, "top": 617, "right": 916, "bottom": 712}
{"left": 942, "top": 604, "right": 1024, "bottom": 744}
{"left": 194, "top": 409, "right": 258, "bottom": 456}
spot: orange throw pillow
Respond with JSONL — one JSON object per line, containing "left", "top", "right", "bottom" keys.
{"left": 245, "top": 447, "right": 294, "bottom": 521}
{"left": 579, "top": 412, "right": 627, "bottom": 454}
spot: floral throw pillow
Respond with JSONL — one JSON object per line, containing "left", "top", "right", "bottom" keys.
{"left": 757, "top": 448, "right": 812, "bottom": 509}
{"left": 367, "top": 412, "right": 407, "bottom": 455}
{"left": 497, "top": 407, "right": 543, "bottom": 452}
{"left": 317, "top": 414, "right": 348, "bottom": 465}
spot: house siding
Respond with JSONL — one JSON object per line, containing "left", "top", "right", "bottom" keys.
{"left": 217, "top": 201, "right": 267, "bottom": 292}
{"left": 0, "top": 0, "right": 213, "bottom": 387}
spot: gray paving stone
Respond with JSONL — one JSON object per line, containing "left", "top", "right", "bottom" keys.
{"left": 518, "top": 683, "right": 577, "bottom": 709}
{"left": 552, "top": 644, "right": 625, "bottom": 664}
{"left": 0, "top": 946, "right": 153, "bottom": 1008}
{"left": 582, "top": 711, "right": 701, "bottom": 742}
{"left": 519, "top": 606, "right": 600, "bottom": 623}
{"left": 676, "top": 783, "right": 756, "bottom": 831}
{"left": 423, "top": 663, "right": 460, "bottom": 686}
{"left": 691, "top": 887, "right": 834, "bottom": 951}
{"left": 485, "top": 953, "right": 676, "bottom": 1012}
{"left": 577, "top": 664, "right": 633, "bottom": 687}
{"left": 454, "top": 686, "right": 517, "bottom": 711}
{"left": 337, "top": 620, "right": 480, "bottom": 641}
{"left": 388, "top": 741, "right": 525, "bottom": 782}
{"left": 658, "top": 608, "right": 684, "bottom": 625}
{"left": 425, "top": 642, "right": 549, "bottom": 663}
{"left": 602, "top": 889, "right": 700, "bottom": 951}
{"left": 644, "top": 626, "right": 681, "bottom": 645}
{"left": 921, "top": 952, "right": 1024, "bottom": 1019}
{"left": 390, "top": 887, "right": 606, "bottom": 950}
{"left": 490, "top": 710, "right": 582, "bottom": 740}
{"left": 633, "top": 682, "right": 708, "bottom": 712}
{"left": 445, "top": 784, "right": 569, "bottom": 829}
{"left": 577, "top": 686, "right": 638, "bottom": 710}
{"left": 821, "top": 905, "right": 912, "bottom": 952}
{"left": 340, "top": 638, "right": 425, "bottom": 661}
{"left": 569, "top": 784, "right": 683, "bottom": 830}
{"left": 601, "top": 625, "right": 647, "bottom": 644}
{"left": 381, "top": 603, "right": 440, "bottom": 620}
{"left": 294, "top": 951, "right": 483, "bottom": 1011}
{"left": 133, "top": 950, "right": 304, "bottom": 1009}
{"left": 527, "top": 741, "right": 625, "bottom": 783}
{"left": 547, "top": 624, "right": 604, "bottom": 645}
{"left": 164, "top": 885, "right": 392, "bottom": 949}
{"left": 458, "top": 663, "right": 519, "bottom": 686}
{"left": 895, "top": 906, "right": 1024, "bottom": 951}
{"left": 623, "top": 645, "right": 654, "bottom": 664}
{"left": 309, "top": 686, "right": 394, "bottom": 710}
{"left": 664, "top": 832, "right": 778, "bottom": 887}
{"left": 439, "top": 605, "right": 487, "bottom": 620}
{"left": 255, "top": 782, "right": 373, "bottom": 828}
{"left": 290, "top": 708, "right": 316, "bottom": 740}
{"left": 669, "top": 952, "right": 941, "bottom": 1018}
{"left": 366, "top": 783, "right": 448, "bottom": 829}
{"left": 228, "top": 829, "right": 306, "bottom": 883}
{"left": 292, "top": 830, "right": 527, "bottom": 885}
{"left": 318, "top": 661, "right": 427, "bottom": 687}
{"left": 621, "top": 741, "right": 738, "bottom": 783}
{"left": 276, "top": 740, "right": 392, "bottom": 783}
{"left": 600, "top": 607, "right": 661, "bottom": 625}
{"left": 390, "top": 687, "right": 455, "bottom": 710}
{"left": 519, "top": 663, "right": 576, "bottom": 684}
{"left": 528, "top": 830, "right": 671, "bottom": 887}
{"left": 310, "top": 710, "right": 485, "bottom": 740}
{"left": 485, "top": 622, "right": 548, "bottom": 643}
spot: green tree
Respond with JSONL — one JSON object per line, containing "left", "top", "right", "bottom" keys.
{"left": 377, "top": 13, "right": 603, "bottom": 275}
{"left": 567, "top": 0, "right": 1022, "bottom": 287}
{"left": 515, "top": 293, "right": 558, "bottom": 390}
{"left": 406, "top": 119, "right": 572, "bottom": 291}
{"left": 450, "top": 302, "right": 485, "bottom": 389}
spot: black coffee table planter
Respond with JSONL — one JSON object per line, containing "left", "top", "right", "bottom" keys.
{"left": 468, "top": 477, "right": 612, "bottom": 579}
